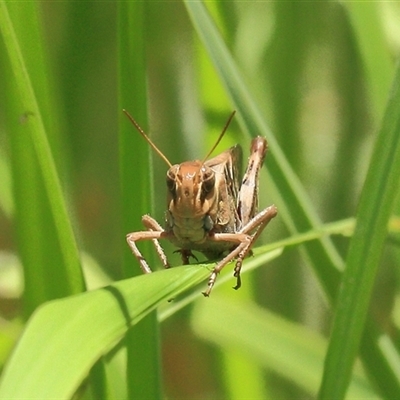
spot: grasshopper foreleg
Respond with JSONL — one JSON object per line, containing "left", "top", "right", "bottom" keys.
{"left": 126, "top": 215, "right": 170, "bottom": 273}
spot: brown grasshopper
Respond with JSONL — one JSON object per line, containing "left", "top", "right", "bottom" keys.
{"left": 124, "top": 110, "right": 277, "bottom": 296}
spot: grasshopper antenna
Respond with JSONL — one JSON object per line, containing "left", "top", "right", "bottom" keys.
{"left": 123, "top": 109, "right": 173, "bottom": 168}
{"left": 202, "top": 110, "right": 236, "bottom": 163}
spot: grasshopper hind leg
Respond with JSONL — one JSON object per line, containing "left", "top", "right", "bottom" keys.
{"left": 202, "top": 204, "right": 277, "bottom": 296}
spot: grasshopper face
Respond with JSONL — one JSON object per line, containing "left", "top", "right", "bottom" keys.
{"left": 124, "top": 110, "right": 277, "bottom": 296}
{"left": 166, "top": 162, "right": 216, "bottom": 218}
{"left": 165, "top": 161, "right": 218, "bottom": 246}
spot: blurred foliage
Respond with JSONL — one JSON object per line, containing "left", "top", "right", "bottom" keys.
{"left": 1, "top": 1, "right": 400, "bottom": 399}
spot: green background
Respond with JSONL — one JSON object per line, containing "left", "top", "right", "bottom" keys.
{"left": 1, "top": 1, "right": 400, "bottom": 399}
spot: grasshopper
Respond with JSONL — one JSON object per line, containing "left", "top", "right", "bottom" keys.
{"left": 124, "top": 110, "right": 277, "bottom": 296}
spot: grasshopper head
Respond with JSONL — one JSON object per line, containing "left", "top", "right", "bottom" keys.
{"left": 123, "top": 108, "right": 235, "bottom": 221}
{"left": 166, "top": 161, "right": 216, "bottom": 216}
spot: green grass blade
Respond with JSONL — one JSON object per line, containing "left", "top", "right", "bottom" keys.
{"left": 0, "top": 265, "right": 209, "bottom": 399}
{"left": 118, "top": 2, "right": 162, "bottom": 398}
{"left": 0, "top": 1, "right": 84, "bottom": 307}
{"left": 0, "top": 150, "right": 13, "bottom": 218}
{"left": 318, "top": 61, "right": 400, "bottom": 400}
{"left": 343, "top": 2, "right": 394, "bottom": 120}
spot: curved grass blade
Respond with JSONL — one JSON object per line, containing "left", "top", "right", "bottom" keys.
{"left": 0, "top": 265, "right": 209, "bottom": 399}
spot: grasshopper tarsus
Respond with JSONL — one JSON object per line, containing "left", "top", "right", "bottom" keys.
{"left": 233, "top": 262, "right": 242, "bottom": 290}
{"left": 202, "top": 271, "right": 218, "bottom": 297}
{"left": 233, "top": 276, "right": 241, "bottom": 291}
